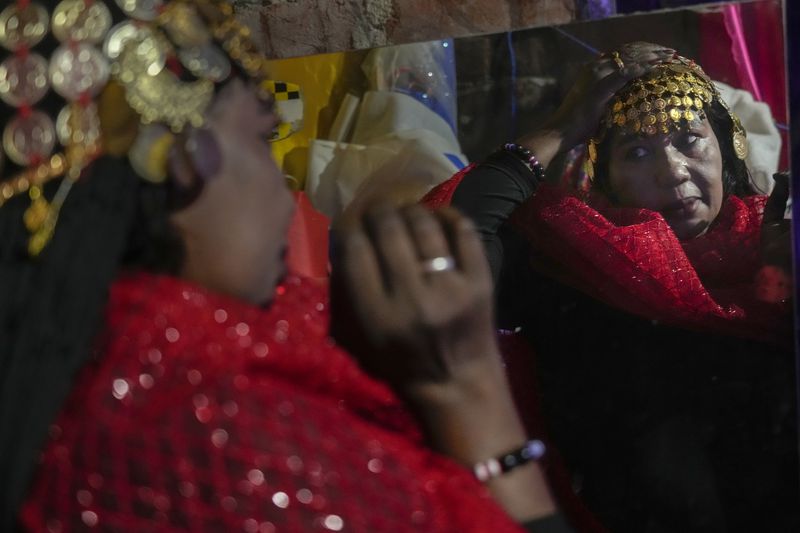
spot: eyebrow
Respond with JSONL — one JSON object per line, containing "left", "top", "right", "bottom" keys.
{"left": 614, "top": 133, "right": 647, "bottom": 148}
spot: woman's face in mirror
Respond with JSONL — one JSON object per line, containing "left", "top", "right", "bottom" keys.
{"left": 607, "top": 117, "right": 724, "bottom": 240}
{"left": 171, "top": 78, "right": 295, "bottom": 304}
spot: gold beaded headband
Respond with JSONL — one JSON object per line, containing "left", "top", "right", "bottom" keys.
{"left": 0, "top": 0, "right": 303, "bottom": 255}
{"left": 585, "top": 55, "right": 748, "bottom": 180}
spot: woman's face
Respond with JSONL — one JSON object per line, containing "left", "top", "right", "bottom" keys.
{"left": 607, "top": 117, "right": 724, "bottom": 240}
{"left": 171, "top": 78, "right": 295, "bottom": 305}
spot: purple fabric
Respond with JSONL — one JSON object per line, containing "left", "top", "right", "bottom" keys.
{"left": 615, "top": 0, "right": 709, "bottom": 14}
{"left": 577, "top": 0, "right": 615, "bottom": 19}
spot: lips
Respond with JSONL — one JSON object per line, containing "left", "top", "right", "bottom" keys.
{"left": 661, "top": 197, "right": 702, "bottom": 217}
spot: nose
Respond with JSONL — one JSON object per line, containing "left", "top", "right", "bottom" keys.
{"left": 654, "top": 146, "right": 691, "bottom": 188}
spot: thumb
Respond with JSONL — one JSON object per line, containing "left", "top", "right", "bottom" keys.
{"left": 763, "top": 171, "right": 790, "bottom": 226}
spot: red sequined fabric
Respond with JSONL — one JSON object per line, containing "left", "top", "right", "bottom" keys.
{"left": 422, "top": 173, "right": 790, "bottom": 346}
{"left": 20, "top": 274, "right": 525, "bottom": 533}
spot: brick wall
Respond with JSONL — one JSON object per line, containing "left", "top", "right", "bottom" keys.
{"left": 233, "top": 0, "right": 577, "bottom": 59}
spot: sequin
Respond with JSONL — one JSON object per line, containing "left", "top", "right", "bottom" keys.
{"left": 253, "top": 342, "right": 269, "bottom": 358}
{"left": 154, "top": 494, "right": 171, "bottom": 511}
{"left": 187, "top": 369, "right": 202, "bottom": 385}
{"left": 178, "top": 481, "right": 195, "bottom": 498}
{"left": 76, "top": 490, "right": 92, "bottom": 506}
{"left": 139, "top": 373, "right": 154, "bottom": 389}
{"left": 221, "top": 495, "right": 238, "bottom": 511}
{"left": 323, "top": 514, "right": 344, "bottom": 531}
{"left": 80, "top": 510, "right": 98, "bottom": 527}
{"left": 247, "top": 469, "right": 265, "bottom": 486}
{"left": 165, "top": 327, "right": 180, "bottom": 343}
{"left": 87, "top": 473, "right": 104, "bottom": 490}
{"left": 222, "top": 400, "right": 239, "bottom": 417}
{"left": 367, "top": 458, "right": 383, "bottom": 473}
{"left": 193, "top": 393, "right": 209, "bottom": 408}
{"left": 111, "top": 379, "right": 129, "bottom": 399}
{"left": 214, "top": 309, "right": 228, "bottom": 323}
{"left": 271, "top": 491, "right": 289, "bottom": 509}
{"left": 211, "top": 428, "right": 229, "bottom": 448}
{"left": 296, "top": 488, "right": 313, "bottom": 504}
{"left": 147, "top": 348, "right": 162, "bottom": 364}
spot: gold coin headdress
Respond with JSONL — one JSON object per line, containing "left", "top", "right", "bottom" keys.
{"left": 0, "top": 0, "right": 304, "bottom": 255}
{"left": 584, "top": 54, "right": 748, "bottom": 181}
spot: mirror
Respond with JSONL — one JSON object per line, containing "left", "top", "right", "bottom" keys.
{"left": 268, "top": 1, "right": 797, "bottom": 531}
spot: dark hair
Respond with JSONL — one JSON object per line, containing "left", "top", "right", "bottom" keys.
{"left": 592, "top": 98, "right": 758, "bottom": 200}
{"left": 0, "top": 0, "right": 234, "bottom": 522}
{"left": 0, "top": 155, "right": 188, "bottom": 528}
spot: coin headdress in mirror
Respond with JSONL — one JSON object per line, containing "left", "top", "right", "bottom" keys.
{"left": 584, "top": 54, "right": 748, "bottom": 180}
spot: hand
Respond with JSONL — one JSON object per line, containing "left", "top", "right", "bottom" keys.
{"left": 757, "top": 172, "right": 793, "bottom": 302}
{"left": 331, "top": 203, "right": 558, "bottom": 521}
{"left": 535, "top": 42, "right": 676, "bottom": 151}
{"left": 331, "top": 203, "right": 501, "bottom": 405}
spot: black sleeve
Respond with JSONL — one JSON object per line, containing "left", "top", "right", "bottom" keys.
{"left": 450, "top": 150, "right": 538, "bottom": 285}
{"left": 521, "top": 513, "right": 576, "bottom": 533}
{"left": 450, "top": 151, "right": 541, "bottom": 328}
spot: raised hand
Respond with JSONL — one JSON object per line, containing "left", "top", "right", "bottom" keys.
{"left": 330, "top": 203, "right": 499, "bottom": 402}
{"left": 532, "top": 43, "right": 676, "bottom": 153}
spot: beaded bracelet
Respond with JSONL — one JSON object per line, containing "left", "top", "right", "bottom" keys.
{"left": 473, "top": 439, "right": 546, "bottom": 482}
{"left": 501, "top": 142, "right": 546, "bottom": 182}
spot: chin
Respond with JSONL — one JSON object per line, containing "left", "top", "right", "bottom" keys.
{"left": 668, "top": 217, "right": 711, "bottom": 240}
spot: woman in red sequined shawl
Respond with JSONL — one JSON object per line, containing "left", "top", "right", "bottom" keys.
{"left": 0, "top": 3, "right": 567, "bottom": 532}
{"left": 423, "top": 42, "right": 797, "bottom": 532}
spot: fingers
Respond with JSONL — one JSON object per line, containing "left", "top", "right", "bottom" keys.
{"left": 594, "top": 47, "right": 675, "bottom": 99}
{"left": 402, "top": 205, "right": 453, "bottom": 264}
{"left": 331, "top": 213, "right": 385, "bottom": 312}
{"left": 335, "top": 201, "right": 490, "bottom": 304}
{"left": 435, "top": 207, "right": 491, "bottom": 283}
{"left": 763, "top": 171, "right": 790, "bottom": 225}
{"left": 363, "top": 203, "right": 426, "bottom": 294}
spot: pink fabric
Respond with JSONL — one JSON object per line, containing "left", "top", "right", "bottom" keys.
{"left": 700, "top": 1, "right": 788, "bottom": 167}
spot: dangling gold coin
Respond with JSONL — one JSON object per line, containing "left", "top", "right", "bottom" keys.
{"left": 24, "top": 188, "right": 50, "bottom": 233}
{"left": 159, "top": 2, "right": 212, "bottom": 48}
{"left": 588, "top": 140, "right": 597, "bottom": 164}
{"left": 115, "top": 0, "right": 164, "bottom": 22}
{"left": 0, "top": 2, "right": 49, "bottom": 51}
{"left": 733, "top": 131, "right": 748, "bottom": 160}
{"left": 51, "top": 0, "right": 112, "bottom": 44}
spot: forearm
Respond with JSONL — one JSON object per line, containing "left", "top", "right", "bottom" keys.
{"left": 405, "top": 354, "right": 558, "bottom": 523}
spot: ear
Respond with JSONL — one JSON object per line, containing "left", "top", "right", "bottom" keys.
{"left": 167, "top": 132, "right": 197, "bottom": 191}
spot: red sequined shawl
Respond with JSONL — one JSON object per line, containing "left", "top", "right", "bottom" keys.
{"left": 422, "top": 167, "right": 790, "bottom": 346}
{"left": 20, "top": 273, "right": 525, "bottom": 533}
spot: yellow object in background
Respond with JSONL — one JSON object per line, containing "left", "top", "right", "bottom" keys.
{"left": 266, "top": 49, "right": 368, "bottom": 189}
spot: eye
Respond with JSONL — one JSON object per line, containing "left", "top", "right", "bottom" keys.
{"left": 625, "top": 146, "right": 649, "bottom": 160}
{"left": 675, "top": 131, "right": 701, "bottom": 150}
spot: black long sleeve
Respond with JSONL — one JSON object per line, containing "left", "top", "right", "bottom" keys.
{"left": 450, "top": 150, "right": 538, "bottom": 284}
{"left": 450, "top": 151, "right": 543, "bottom": 328}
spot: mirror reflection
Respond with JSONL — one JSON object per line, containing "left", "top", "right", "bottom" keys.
{"left": 272, "top": 1, "right": 796, "bottom": 532}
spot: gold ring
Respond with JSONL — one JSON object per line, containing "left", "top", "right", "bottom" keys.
{"left": 611, "top": 51, "right": 625, "bottom": 71}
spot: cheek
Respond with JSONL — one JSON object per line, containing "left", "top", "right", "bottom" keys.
{"left": 690, "top": 143, "right": 724, "bottom": 207}
{"left": 607, "top": 161, "right": 659, "bottom": 207}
